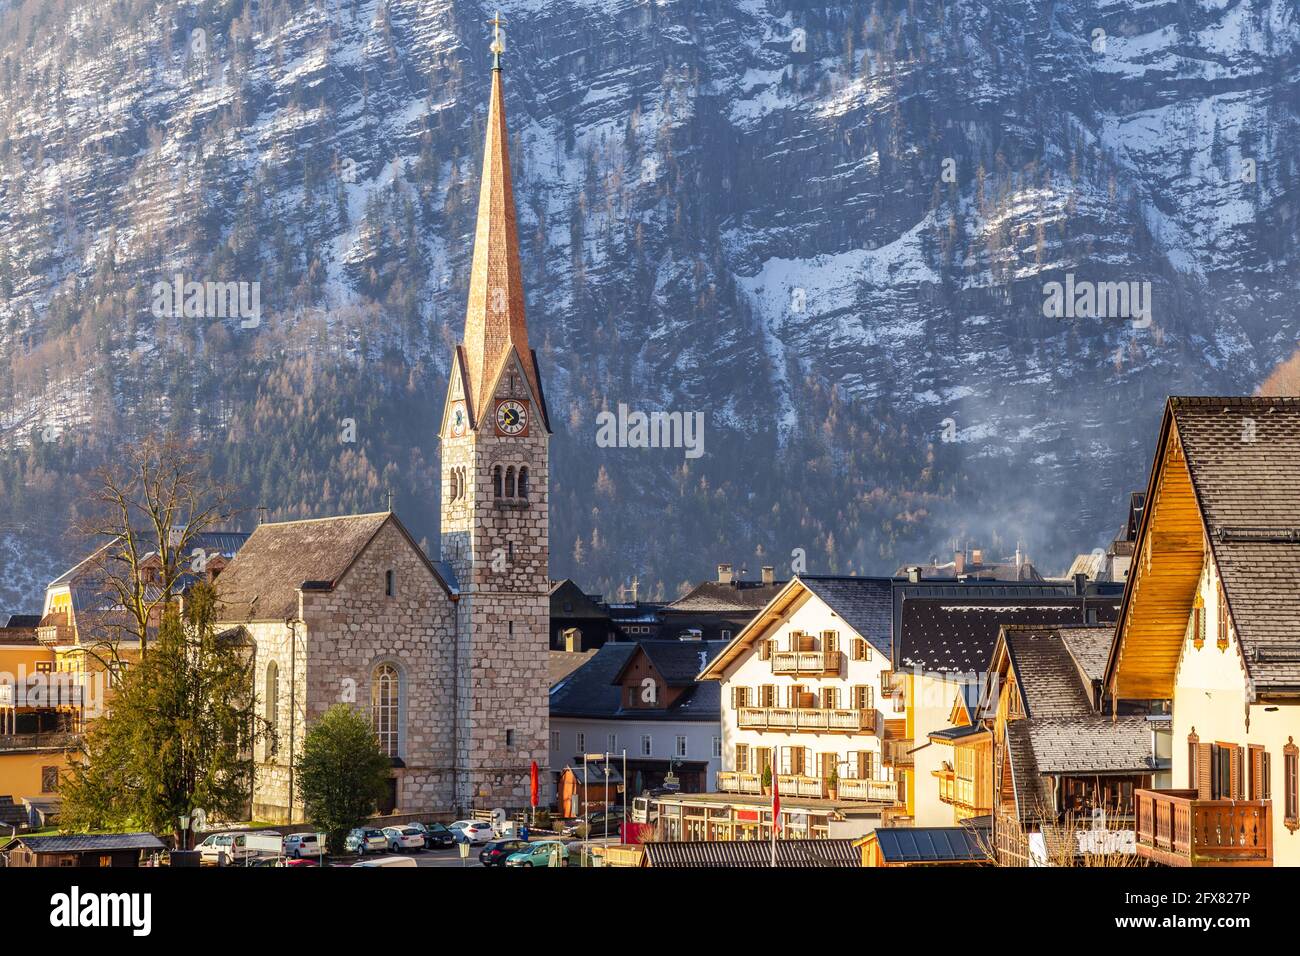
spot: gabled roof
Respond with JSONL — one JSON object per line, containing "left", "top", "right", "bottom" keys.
{"left": 216, "top": 512, "right": 452, "bottom": 621}
{"left": 549, "top": 650, "right": 597, "bottom": 687}
{"left": 664, "top": 579, "right": 788, "bottom": 614}
{"left": 1002, "top": 626, "right": 1096, "bottom": 719}
{"left": 1026, "top": 716, "right": 1162, "bottom": 775}
{"left": 898, "top": 598, "right": 1119, "bottom": 674}
{"left": 614, "top": 640, "right": 725, "bottom": 687}
{"left": 1108, "top": 397, "right": 1300, "bottom": 696}
{"left": 697, "top": 576, "right": 895, "bottom": 679}
{"left": 550, "top": 641, "right": 726, "bottom": 722}
{"left": 800, "top": 576, "right": 895, "bottom": 655}
{"left": 864, "top": 826, "right": 989, "bottom": 864}
{"left": 644, "top": 839, "right": 858, "bottom": 868}
{"left": 1057, "top": 626, "right": 1112, "bottom": 684}
{"left": 5, "top": 832, "right": 165, "bottom": 854}
{"left": 1004, "top": 720, "right": 1050, "bottom": 817}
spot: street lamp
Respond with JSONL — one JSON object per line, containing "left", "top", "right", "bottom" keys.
{"left": 177, "top": 813, "right": 191, "bottom": 852}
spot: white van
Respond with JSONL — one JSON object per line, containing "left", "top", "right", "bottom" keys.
{"left": 197, "top": 831, "right": 282, "bottom": 865}
{"left": 351, "top": 855, "right": 418, "bottom": 868}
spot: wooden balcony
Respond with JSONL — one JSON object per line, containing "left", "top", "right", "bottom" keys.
{"left": 778, "top": 775, "right": 827, "bottom": 799}
{"left": 882, "top": 738, "right": 914, "bottom": 767}
{"left": 1135, "top": 789, "right": 1272, "bottom": 867}
{"left": 0, "top": 732, "right": 82, "bottom": 754}
{"left": 736, "top": 707, "right": 877, "bottom": 735}
{"left": 771, "top": 650, "right": 842, "bottom": 676}
{"left": 836, "top": 777, "right": 898, "bottom": 802}
{"left": 716, "top": 770, "right": 764, "bottom": 795}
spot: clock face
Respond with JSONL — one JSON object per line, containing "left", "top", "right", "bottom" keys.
{"left": 495, "top": 400, "right": 527, "bottom": 436}
{"left": 449, "top": 401, "right": 467, "bottom": 438}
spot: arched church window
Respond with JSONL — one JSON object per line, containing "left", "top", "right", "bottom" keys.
{"left": 518, "top": 466, "right": 529, "bottom": 500}
{"left": 505, "top": 466, "right": 516, "bottom": 498}
{"left": 493, "top": 466, "right": 502, "bottom": 498}
{"left": 265, "top": 661, "right": 279, "bottom": 755}
{"left": 448, "top": 470, "right": 457, "bottom": 502}
{"left": 372, "top": 663, "right": 400, "bottom": 758}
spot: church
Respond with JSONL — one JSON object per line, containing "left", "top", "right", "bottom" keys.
{"left": 215, "top": 31, "right": 551, "bottom": 822}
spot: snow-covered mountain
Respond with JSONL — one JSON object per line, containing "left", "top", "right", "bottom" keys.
{"left": 0, "top": 0, "right": 1296, "bottom": 611}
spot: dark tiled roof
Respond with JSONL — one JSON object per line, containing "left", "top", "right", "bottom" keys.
{"left": 4, "top": 615, "right": 41, "bottom": 628}
{"left": 549, "top": 650, "right": 597, "bottom": 687}
{"left": 7, "top": 832, "right": 165, "bottom": 854}
{"left": 549, "top": 641, "right": 726, "bottom": 721}
{"left": 666, "top": 580, "right": 787, "bottom": 613}
{"left": 636, "top": 641, "right": 726, "bottom": 686}
{"left": 800, "top": 576, "right": 895, "bottom": 655}
{"left": 898, "top": 598, "right": 1119, "bottom": 674}
{"left": 644, "top": 839, "right": 858, "bottom": 868}
{"left": 1057, "top": 626, "right": 1113, "bottom": 684}
{"left": 1026, "top": 716, "right": 1160, "bottom": 775}
{"left": 217, "top": 513, "right": 450, "bottom": 620}
{"left": 1003, "top": 627, "right": 1095, "bottom": 719}
{"left": 929, "top": 723, "right": 986, "bottom": 743}
{"left": 1004, "top": 720, "right": 1051, "bottom": 817}
{"left": 1171, "top": 397, "right": 1300, "bottom": 689}
{"left": 870, "top": 826, "right": 989, "bottom": 863}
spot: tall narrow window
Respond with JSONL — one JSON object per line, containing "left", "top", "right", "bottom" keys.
{"left": 492, "top": 465, "right": 502, "bottom": 498}
{"left": 372, "top": 663, "right": 400, "bottom": 758}
{"left": 265, "top": 661, "right": 279, "bottom": 756}
{"left": 385, "top": 569, "right": 395, "bottom": 597}
{"left": 505, "top": 466, "right": 516, "bottom": 498}
{"left": 518, "top": 467, "right": 529, "bottom": 500}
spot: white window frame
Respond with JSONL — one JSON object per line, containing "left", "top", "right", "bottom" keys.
{"left": 675, "top": 735, "right": 688, "bottom": 757}
{"left": 641, "top": 734, "right": 652, "bottom": 757}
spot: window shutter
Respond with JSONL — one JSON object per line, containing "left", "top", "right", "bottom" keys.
{"left": 1250, "top": 746, "right": 1264, "bottom": 801}
{"left": 1228, "top": 744, "right": 1240, "bottom": 800}
{"left": 1187, "top": 731, "right": 1199, "bottom": 790}
{"left": 1197, "top": 743, "right": 1213, "bottom": 801}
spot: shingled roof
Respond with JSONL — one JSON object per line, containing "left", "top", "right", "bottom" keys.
{"left": 643, "top": 839, "right": 858, "bottom": 868}
{"left": 216, "top": 512, "right": 452, "bottom": 621}
{"left": 1026, "top": 716, "right": 1160, "bottom": 775}
{"left": 1172, "top": 397, "right": 1300, "bottom": 690}
{"left": 5, "top": 832, "right": 165, "bottom": 854}
{"left": 1002, "top": 626, "right": 1097, "bottom": 719}
{"left": 665, "top": 579, "right": 787, "bottom": 613}
{"left": 550, "top": 641, "right": 726, "bottom": 721}
{"left": 800, "top": 576, "right": 895, "bottom": 655}
{"left": 898, "top": 598, "right": 1119, "bottom": 674}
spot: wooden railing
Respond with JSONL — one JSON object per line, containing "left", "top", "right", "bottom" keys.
{"left": 1135, "top": 789, "right": 1271, "bottom": 867}
{"left": 771, "top": 650, "right": 842, "bottom": 676}
{"left": 837, "top": 778, "right": 898, "bottom": 802}
{"left": 777, "top": 775, "right": 827, "bottom": 799}
{"left": 716, "top": 771, "right": 764, "bottom": 794}
{"left": 0, "top": 732, "right": 82, "bottom": 753}
{"left": 882, "top": 738, "right": 913, "bottom": 767}
{"left": 736, "top": 707, "right": 877, "bottom": 734}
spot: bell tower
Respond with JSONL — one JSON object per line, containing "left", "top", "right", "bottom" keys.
{"left": 439, "top": 11, "right": 551, "bottom": 811}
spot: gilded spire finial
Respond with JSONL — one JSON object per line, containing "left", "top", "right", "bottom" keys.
{"left": 488, "top": 10, "right": 507, "bottom": 70}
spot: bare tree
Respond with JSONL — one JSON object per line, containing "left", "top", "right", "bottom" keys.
{"left": 72, "top": 436, "right": 236, "bottom": 668}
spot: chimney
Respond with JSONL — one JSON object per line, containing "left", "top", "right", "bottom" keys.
{"left": 1015, "top": 544, "right": 1023, "bottom": 569}
{"left": 953, "top": 549, "right": 965, "bottom": 575}
{"left": 1073, "top": 572, "right": 1088, "bottom": 596}
{"left": 717, "top": 564, "right": 733, "bottom": 585}
{"left": 907, "top": 566, "right": 922, "bottom": 584}
{"left": 971, "top": 548, "right": 983, "bottom": 567}
{"left": 761, "top": 566, "right": 774, "bottom": 585}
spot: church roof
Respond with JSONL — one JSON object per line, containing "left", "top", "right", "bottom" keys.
{"left": 459, "top": 62, "right": 546, "bottom": 429}
{"left": 215, "top": 512, "right": 453, "bottom": 621}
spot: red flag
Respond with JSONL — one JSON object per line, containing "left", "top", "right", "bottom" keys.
{"left": 530, "top": 761, "right": 539, "bottom": 808}
{"left": 771, "top": 769, "right": 781, "bottom": 833}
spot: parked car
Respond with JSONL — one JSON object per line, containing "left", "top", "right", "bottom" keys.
{"left": 479, "top": 839, "right": 529, "bottom": 867}
{"left": 344, "top": 828, "right": 389, "bottom": 855}
{"left": 449, "top": 820, "right": 494, "bottom": 844}
{"left": 417, "top": 822, "right": 455, "bottom": 849}
{"left": 351, "top": 855, "right": 418, "bottom": 868}
{"left": 505, "top": 841, "right": 568, "bottom": 867}
{"left": 383, "top": 826, "right": 426, "bottom": 853}
{"left": 283, "top": 833, "right": 326, "bottom": 860}
{"left": 563, "top": 807, "right": 625, "bottom": 838}
{"left": 196, "top": 831, "right": 282, "bottom": 865}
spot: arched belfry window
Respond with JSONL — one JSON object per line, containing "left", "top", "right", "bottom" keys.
{"left": 518, "top": 466, "right": 529, "bottom": 501}
{"left": 372, "top": 663, "right": 400, "bottom": 758}
{"left": 266, "top": 661, "right": 279, "bottom": 755}
{"left": 493, "top": 465, "right": 502, "bottom": 499}
{"left": 505, "top": 466, "right": 516, "bottom": 498}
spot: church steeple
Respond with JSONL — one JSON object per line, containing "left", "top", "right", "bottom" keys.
{"left": 460, "top": 14, "right": 544, "bottom": 426}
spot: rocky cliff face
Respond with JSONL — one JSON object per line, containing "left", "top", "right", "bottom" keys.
{"left": 0, "top": 0, "right": 1296, "bottom": 609}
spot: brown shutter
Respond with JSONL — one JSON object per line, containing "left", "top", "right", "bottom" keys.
{"left": 1228, "top": 744, "right": 1239, "bottom": 799}
{"left": 1250, "top": 746, "right": 1264, "bottom": 801}
{"left": 1197, "top": 743, "right": 1213, "bottom": 801}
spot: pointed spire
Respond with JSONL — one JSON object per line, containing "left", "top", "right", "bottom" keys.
{"left": 460, "top": 20, "right": 542, "bottom": 421}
